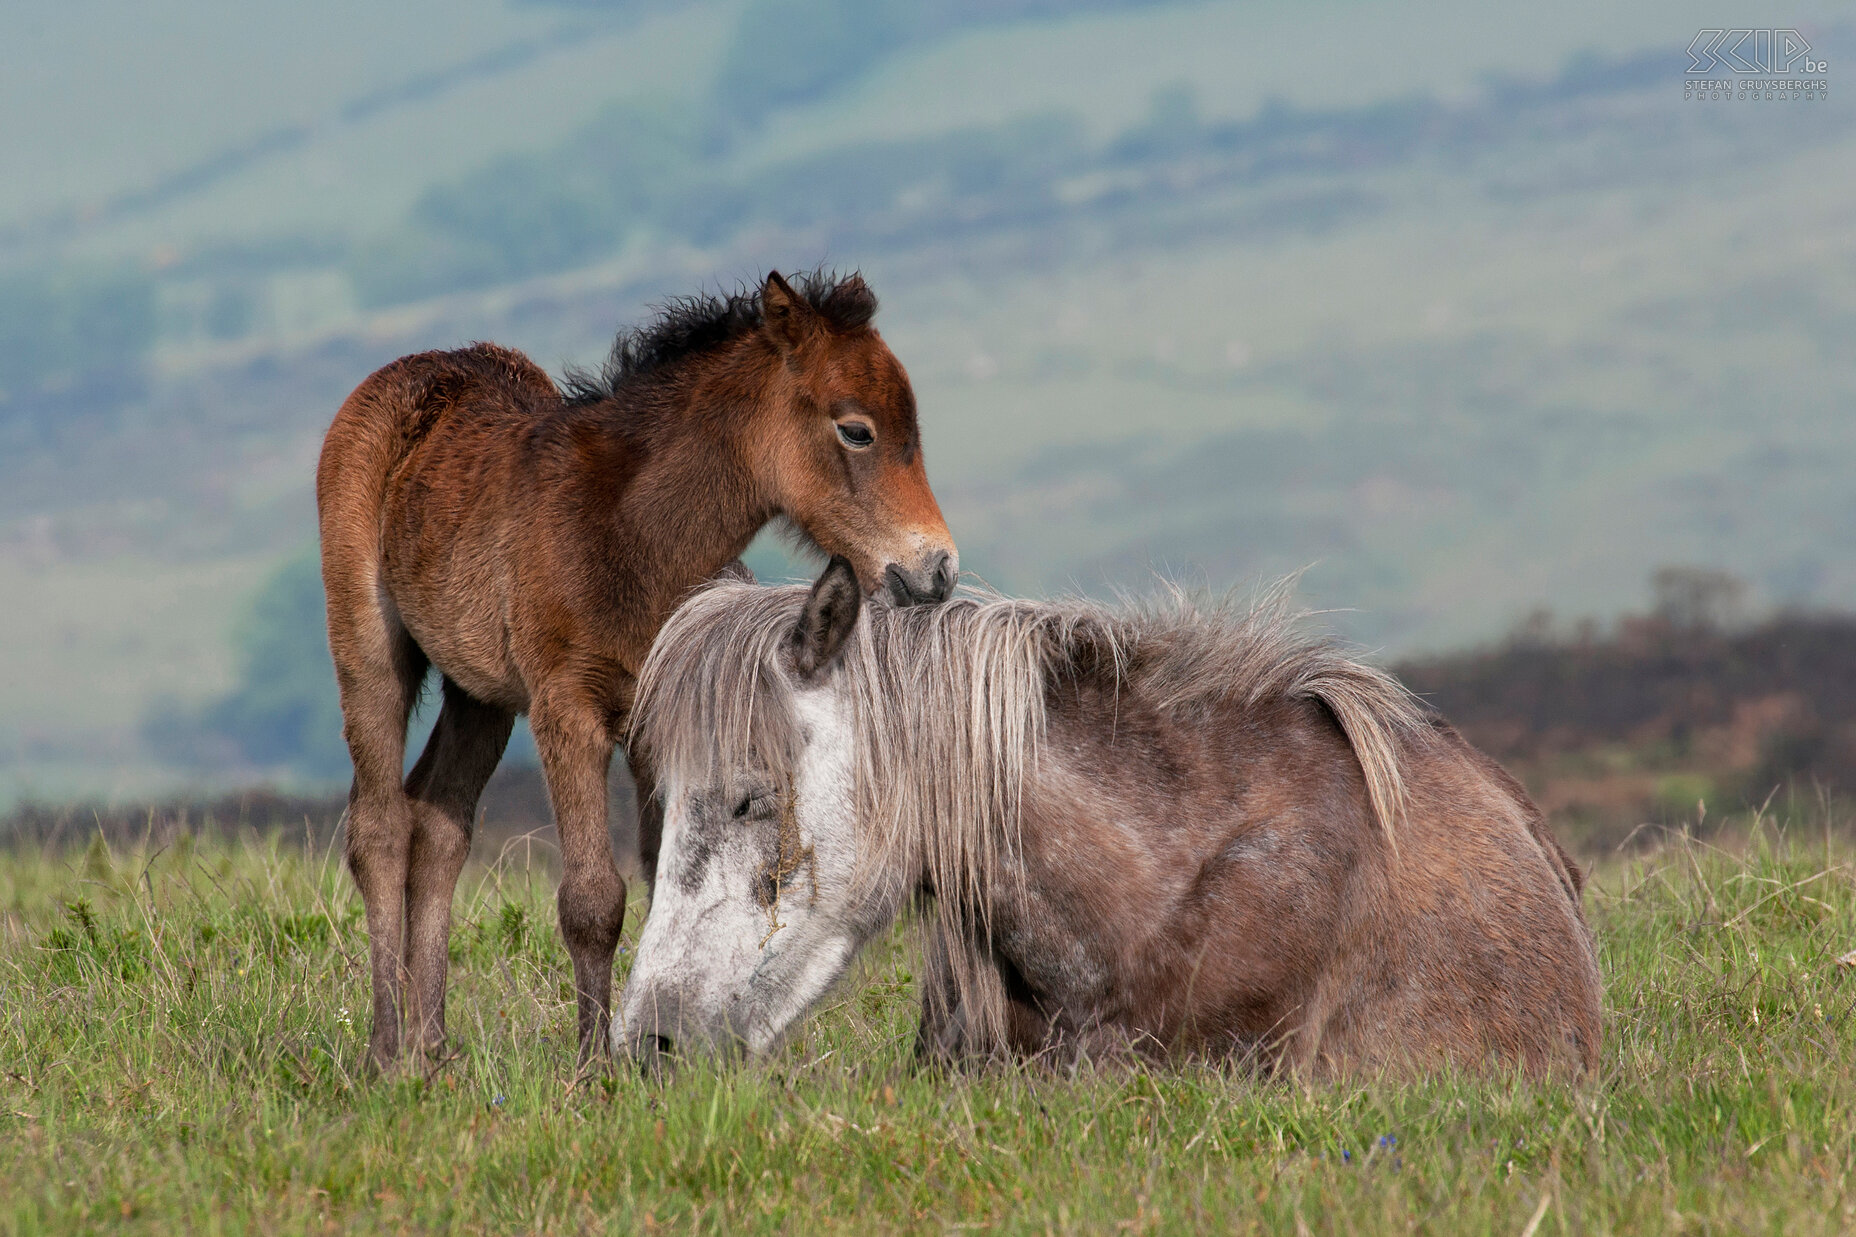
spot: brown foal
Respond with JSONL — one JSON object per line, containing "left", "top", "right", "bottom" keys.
{"left": 316, "top": 271, "right": 956, "bottom": 1068}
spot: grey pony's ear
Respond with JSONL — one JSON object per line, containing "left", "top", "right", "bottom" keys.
{"left": 789, "top": 556, "right": 862, "bottom": 682}
{"left": 760, "top": 270, "right": 814, "bottom": 353}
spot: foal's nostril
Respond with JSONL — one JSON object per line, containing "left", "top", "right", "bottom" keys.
{"left": 884, "top": 563, "right": 915, "bottom": 607}
{"left": 650, "top": 1034, "right": 673, "bottom": 1058}
{"left": 926, "top": 551, "right": 955, "bottom": 602}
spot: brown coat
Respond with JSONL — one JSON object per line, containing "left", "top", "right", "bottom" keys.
{"left": 317, "top": 272, "right": 957, "bottom": 1067}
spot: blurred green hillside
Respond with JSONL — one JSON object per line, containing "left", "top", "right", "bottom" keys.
{"left": 1, "top": 0, "right": 1852, "bottom": 799}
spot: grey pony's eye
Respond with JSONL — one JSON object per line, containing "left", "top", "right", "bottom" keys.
{"left": 732, "top": 794, "right": 753, "bottom": 819}
{"left": 835, "top": 421, "right": 874, "bottom": 450}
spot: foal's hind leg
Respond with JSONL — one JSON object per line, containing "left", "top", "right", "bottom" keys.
{"left": 328, "top": 597, "right": 428, "bottom": 1071}
{"left": 402, "top": 678, "right": 514, "bottom": 1058}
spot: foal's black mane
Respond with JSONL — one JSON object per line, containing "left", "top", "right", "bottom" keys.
{"left": 561, "top": 269, "right": 878, "bottom": 405}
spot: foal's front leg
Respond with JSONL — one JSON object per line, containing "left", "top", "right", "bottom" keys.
{"left": 531, "top": 690, "right": 628, "bottom": 1061}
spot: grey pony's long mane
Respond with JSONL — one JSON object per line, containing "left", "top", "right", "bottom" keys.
{"left": 632, "top": 582, "right": 1056, "bottom": 927}
{"left": 631, "top": 577, "right": 1426, "bottom": 1031}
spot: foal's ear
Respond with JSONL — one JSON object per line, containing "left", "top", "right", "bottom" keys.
{"left": 789, "top": 556, "right": 862, "bottom": 681}
{"left": 761, "top": 270, "right": 815, "bottom": 353}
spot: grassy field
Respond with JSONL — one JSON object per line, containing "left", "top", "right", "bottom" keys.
{"left": 2, "top": 819, "right": 1854, "bottom": 1234}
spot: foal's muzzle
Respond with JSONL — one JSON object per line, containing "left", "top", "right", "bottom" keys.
{"left": 884, "top": 550, "right": 955, "bottom": 607}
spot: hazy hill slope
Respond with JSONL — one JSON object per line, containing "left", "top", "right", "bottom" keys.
{"left": 3, "top": 3, "right": 1853, "bottom": 799}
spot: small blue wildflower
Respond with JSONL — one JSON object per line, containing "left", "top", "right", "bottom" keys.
{"left": 1378, "top": 1134, "right": 1397, "bottom": 1148}
{"left": 492, "top": 1094, "right": 507, "bottom": 1107}
{"left": 1341, "top": 1147, "right": 1351, "bottom": 1162}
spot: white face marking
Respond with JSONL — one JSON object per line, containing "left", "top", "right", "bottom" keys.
{"left": 614, "top": 680, "right": 876, "bottom": 1058}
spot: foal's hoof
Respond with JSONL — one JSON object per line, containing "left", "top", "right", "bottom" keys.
{"left": 364, "top": 1039, "right": 402, "bottom": 1078}
{"left": 363, "top": 1039, "right": 459, "bottom": 1083}
{"left": 415, "top": 1043, "right": 463, "bottom": 1082}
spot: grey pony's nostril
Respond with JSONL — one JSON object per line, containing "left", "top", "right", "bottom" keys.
{"left": 637, "top": 1033, "right": 674, "bottom": 1077}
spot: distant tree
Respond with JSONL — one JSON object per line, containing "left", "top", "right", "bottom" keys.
{"left": 1651, "top": 566, "right": 1748, "bottom": 632}
{"left": 1506, "top": 605, "right": 1557, "bottom": 648}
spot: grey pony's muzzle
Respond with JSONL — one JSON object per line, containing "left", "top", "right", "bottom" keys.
{"left": 614, "top": 987, "right": 684, "bottom": 1074}
{"left": 615, "top": 988, "right": 752, "bottom": 1072}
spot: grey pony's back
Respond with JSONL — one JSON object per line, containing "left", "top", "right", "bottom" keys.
{"left": 1042, "top": 583, "right": 1428, "bottom": 834}
{"left": 898, "top": 591, "right": 1598, "bottom": 1075}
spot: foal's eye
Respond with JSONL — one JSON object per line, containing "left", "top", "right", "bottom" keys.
{"left": 732, "top": 794, "right": 753, "bottom": 819}
{"left": 835, "top": 421, "right": 875, "bottom": 450}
